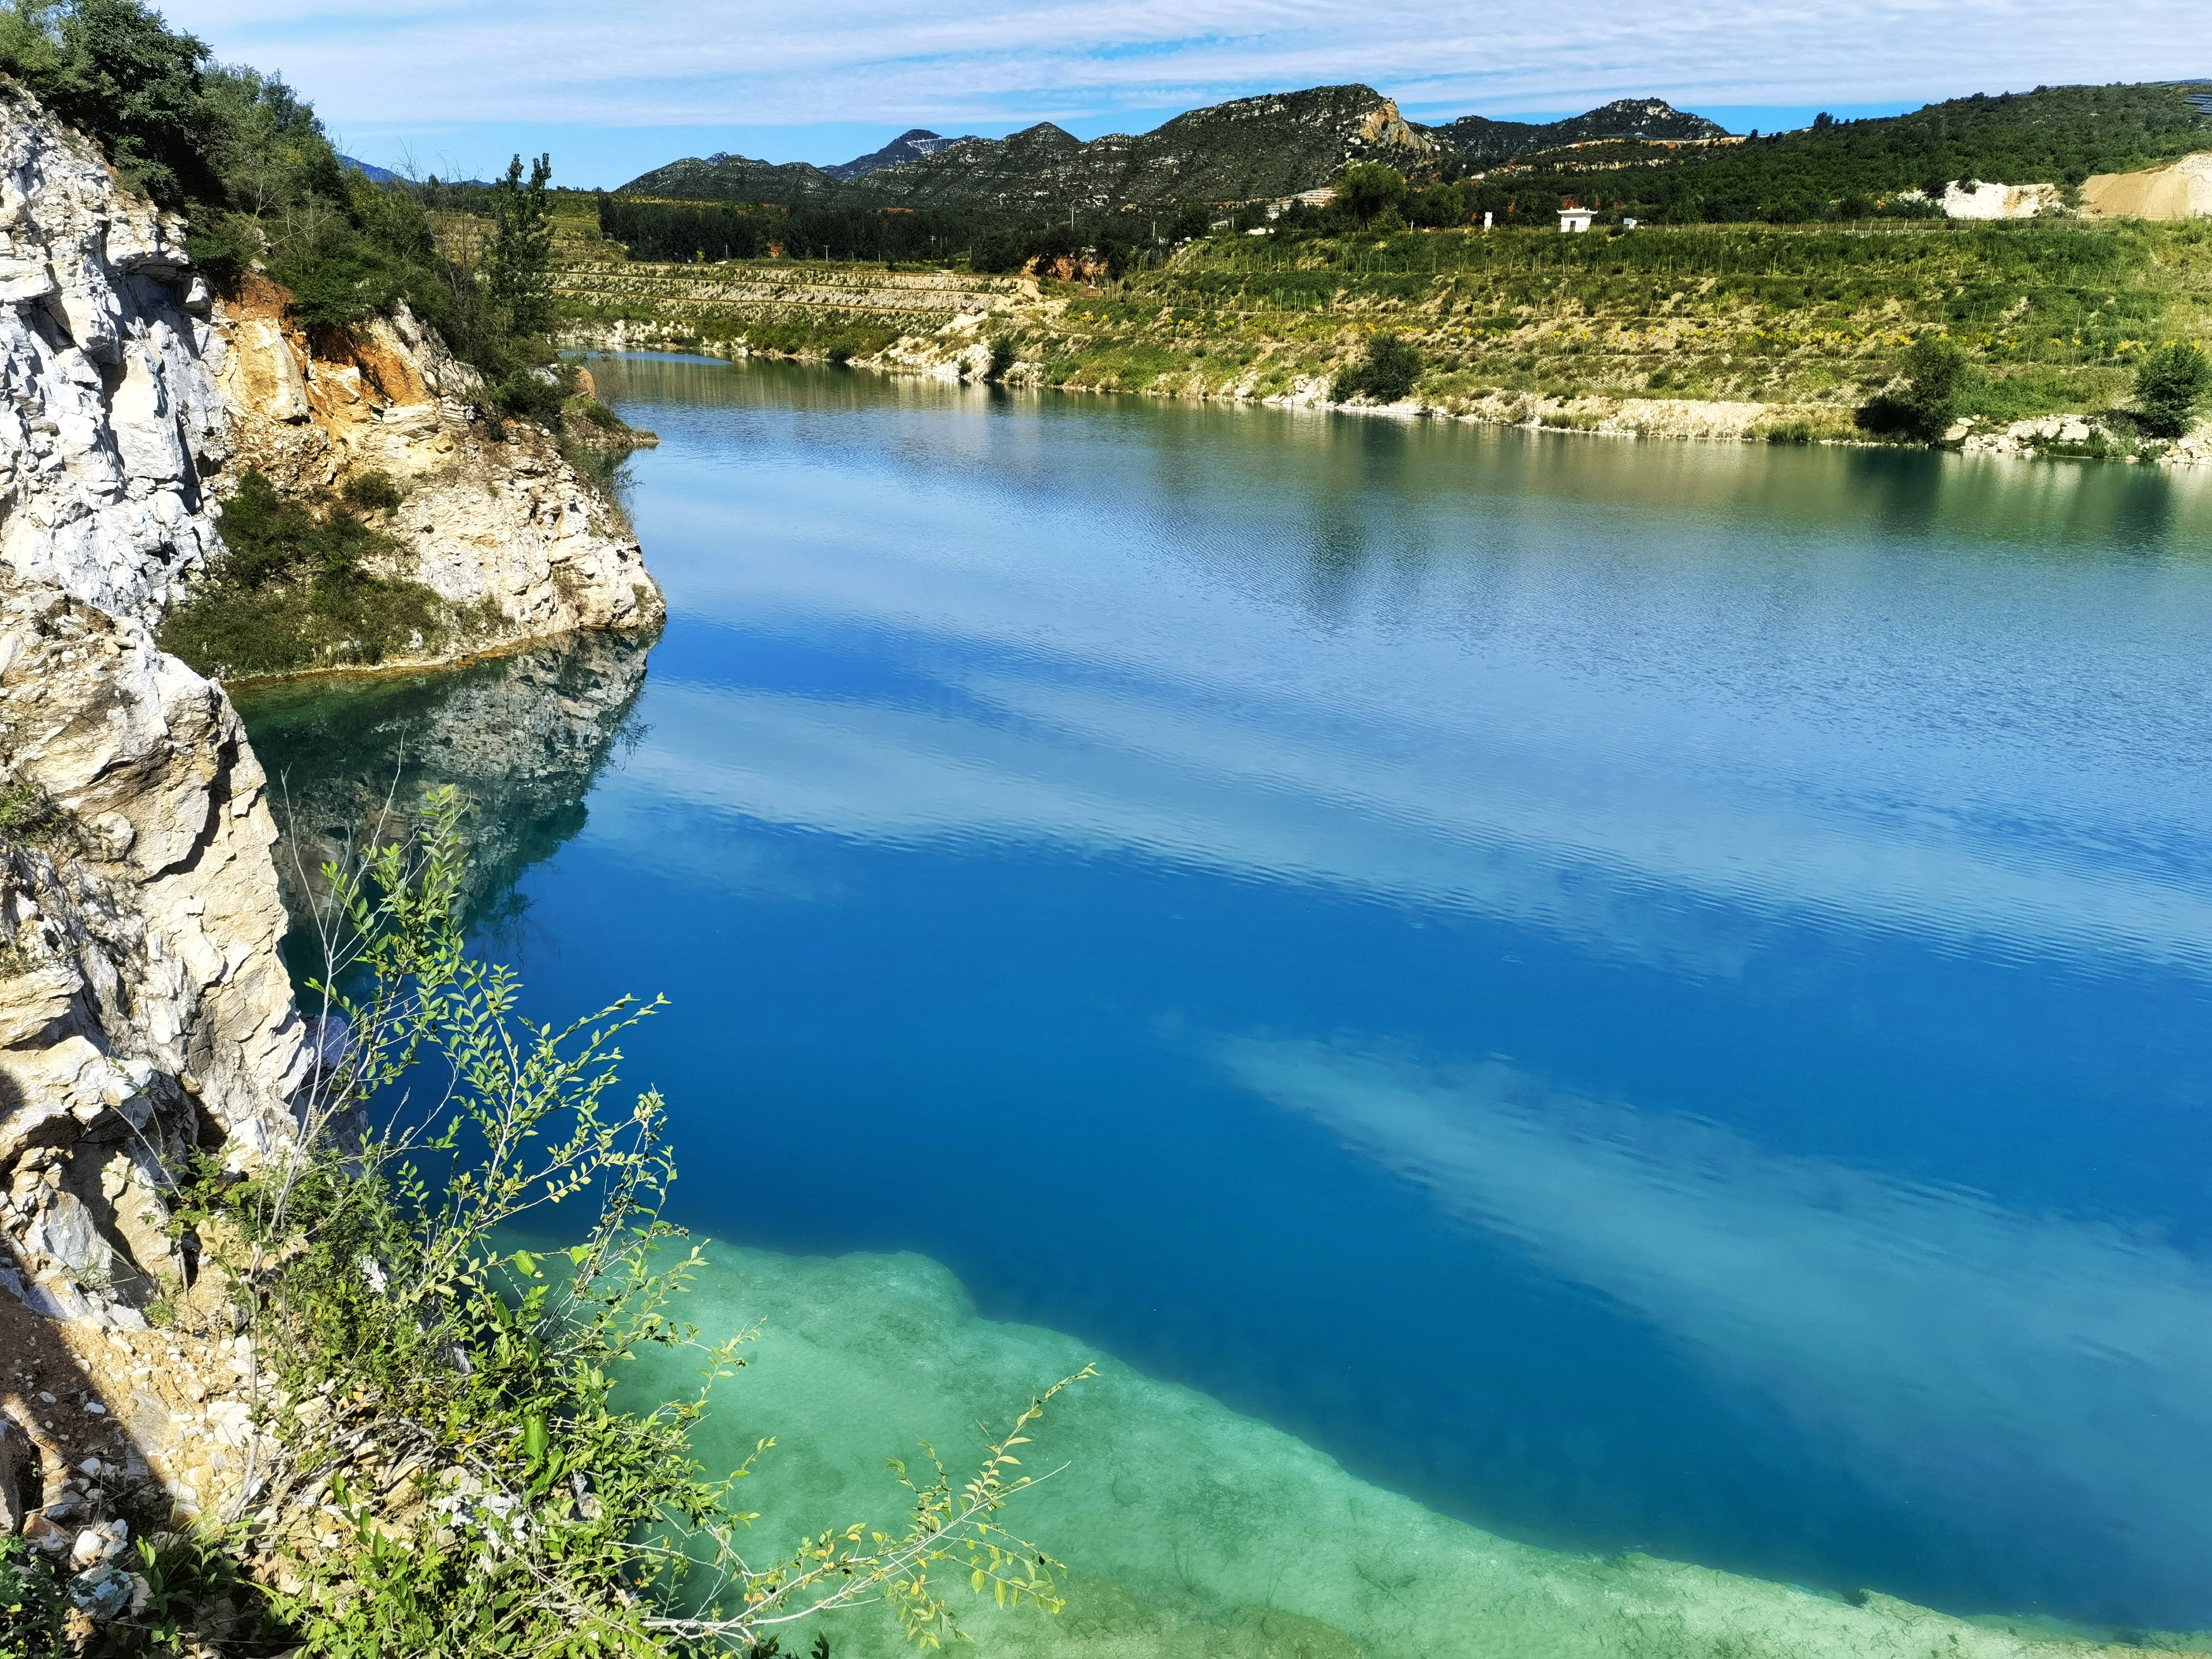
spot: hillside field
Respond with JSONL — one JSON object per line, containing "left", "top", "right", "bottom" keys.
{"left": 549, "top": 215, "right": 2212, "bottom": 439}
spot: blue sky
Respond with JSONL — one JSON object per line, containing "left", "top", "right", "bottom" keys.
{"left": 159, "top": 2, "right": 2203, "bottom": 188}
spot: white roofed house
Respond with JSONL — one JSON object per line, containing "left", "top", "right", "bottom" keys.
{"left": 1559, "top": 207, "right": 1595, "bottom": 232}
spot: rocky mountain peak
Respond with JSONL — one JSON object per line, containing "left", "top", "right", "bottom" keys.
{"left": 822, "top": 126, "right": 975, "bottom": 182}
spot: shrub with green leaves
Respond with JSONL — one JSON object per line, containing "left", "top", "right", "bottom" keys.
{"left": 157, "top": 470, "right": 489, "bottom": 678}
{"left": 1333, "top": 332, "right": 1423, "bottom": 404}
{"left": 0, "top": 1536, "right": 64, "bottom": 1652}
{"left": 2134, "top": 342, "right": 2211, "bottom": 439}
{"left": 173, "top": 787, "right": 1091, "bottom": 1657}
{"left": 341, "top": 469, "right": 405, "bottom": 514}
{"left": 1334, "top": 163, "right": 1408, "bottom": 225}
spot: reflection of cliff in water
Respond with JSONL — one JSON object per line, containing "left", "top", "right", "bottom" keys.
{"left": 231, "top": 628, "right": 658, "bottom": 960}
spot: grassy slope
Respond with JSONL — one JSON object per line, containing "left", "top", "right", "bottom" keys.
{"left": 552, "top": 217, "right": 2212, "bottom": 433}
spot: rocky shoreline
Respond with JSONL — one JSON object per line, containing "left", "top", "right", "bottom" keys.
{"left": 0, "top": 84, "right": 661, "bottom": 1642}
{"left": 562, "top": 314, "right": 2211, "bottom": 463}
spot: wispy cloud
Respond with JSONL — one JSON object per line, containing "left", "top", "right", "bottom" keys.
{"left": 164, "top": 0, "right": 2201, "bottom": 148}
{"left": 1218, "top": 1036, "right": 2212, "bottom": 1612}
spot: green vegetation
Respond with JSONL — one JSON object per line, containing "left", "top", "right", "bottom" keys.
{"left": 59, "top": 789, "right": 1082, "bottom": 1658}
{"left": 1513, "top": 83, "right": 2212, "bottom": 228}
{"left": 0, "top": 0, "right": 568, "bottom": 389}
{"left": 595, "top": 81, "right": 2211, "bottom": 259}
{"left": 157, "top": 471, "right": 496, "bottom": 679}
{"left": 0, "top": 775, "right": 68, "bottom": 846}
{"left": 933, "top": 216, "right": 2212, "bottom": 430}
{"left": 1860, "top": 335, "right": 1972, "bottom": 440}
{"left": 1331, "top": 331, "right": 1422, "bottom": 402}
{"left": 487, "top": 152, "right": 556, "bottom": 338}
{"left": 1333, "top": 161, "right": 1408, "bottom": 224}
{"left": 2134, "top": 341, "right": 2212, "bottom": 436}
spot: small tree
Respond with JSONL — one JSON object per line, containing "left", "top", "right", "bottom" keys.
{"left": 2135, "top": 342, "right": 2212, "bottom": 439}
{"left": 1893, "top": 335, "right": 1970, "bottom": 441}
{"left": 1171, "top": 200, "right": 1214, "bottom": 241}
{"left": 1334, "top": 162, "right": 1407, "bottom": 225}
{"left": 1333, "top": 332, "right": 1422, "bottom": 404}
{"left": 486, "top": 151, "right": 555, "bottom": 339}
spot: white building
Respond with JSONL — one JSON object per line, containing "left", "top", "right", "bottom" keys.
{"left": 1558, "top": 209, "right": 1595, "bottom": 233}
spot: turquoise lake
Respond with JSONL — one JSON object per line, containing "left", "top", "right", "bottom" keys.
{"left": 238, "top": 356, "right": 2212, "bottom": 1653}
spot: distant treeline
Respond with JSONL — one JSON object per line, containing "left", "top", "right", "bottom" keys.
{"left": 1493, "top": 83, "right": 2211, "bottom": 226}
{"left": 578, "top": 82, "right": 2211, "bottom": 270}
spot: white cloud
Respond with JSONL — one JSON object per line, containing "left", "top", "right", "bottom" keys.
{"left": 1217, "top": 1036, "right": 2212, "bottom": 1599}
{"left": 163, "top": 0, "right": 2201, "bottom": 136}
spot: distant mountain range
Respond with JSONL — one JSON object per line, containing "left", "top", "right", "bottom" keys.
{"left": 822, "top": 128, "right": 973, "bottom": 181}
{"left": 617, "top": 85, "right": 1728, "bottom": 208}
{"left": 340, "top": 153, "right": 404, "bottom": 185}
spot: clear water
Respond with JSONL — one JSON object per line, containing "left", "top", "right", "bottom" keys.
{"left": 238, "top": 356, "right": 2212, "bottom": 1649}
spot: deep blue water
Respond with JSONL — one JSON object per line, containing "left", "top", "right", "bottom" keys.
{"left": 244, "top": 357, "right": 2212, "bottom": 1632}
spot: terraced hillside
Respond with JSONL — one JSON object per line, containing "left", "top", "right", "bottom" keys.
{"left": 557, "top": 217, "right": 2212, "bottom": 450}
{"left": 554, "top": 261, "right": 1034, "bottom": 358}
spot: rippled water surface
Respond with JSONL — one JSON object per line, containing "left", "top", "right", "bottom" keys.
{"left": 240, "top": 356, "right": 2212, "bottom": 1641}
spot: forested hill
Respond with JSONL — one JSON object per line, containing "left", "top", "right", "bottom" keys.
{"left": 616, "top": 79, "right": 2212, "bottom": 228}
{"left": 1528, "top": 82, "right": 2212, "bottom": 225}
{"left": 623, "top": 85, "right": 1443, "bottom": 208}
{"left": 619, "top": 85, "right": 1742, "bottom": 211}
{"left": 1428, "top": 98, "right": 1728, "bottom": 165}
{"left": 622, "top": 151, "right": 842, "bottom": 203}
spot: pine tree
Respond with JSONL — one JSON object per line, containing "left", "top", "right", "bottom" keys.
{"left": 486, "top": 152, "right": 554, "bottom": 339}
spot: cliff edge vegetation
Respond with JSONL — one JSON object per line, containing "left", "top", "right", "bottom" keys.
{"left": 0, "top": 0, "right": 662, "bottom": 683}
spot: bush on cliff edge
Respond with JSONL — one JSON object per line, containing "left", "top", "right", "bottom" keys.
{"left": 157, "top": 471, "right": 496, "bottom": 680}
{"left": 173, "top": 788, "right": 1086, "bottom": 1656}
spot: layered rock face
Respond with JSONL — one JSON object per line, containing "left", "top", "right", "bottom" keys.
{"left": 0, "top": 85, "right": 226, "bottom": 623}
{"left": 0, "top": 84, "right": 664, "bottom": 1570}
{"left": 219, "top": 276, "right": 663, "bottom": 642}
{"left": 0, "top": 584, "right": 308, "bottom": 1286}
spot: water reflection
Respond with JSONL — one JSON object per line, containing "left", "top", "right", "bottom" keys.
{"left": 428, "top": 357, "right": 2212, "bottom": 1625}
{"left": 1220, "top": 1036, "right": 2212, "bottom": 1621}
{"left": 234, "top": 629, "right": 657, "bottom": 951}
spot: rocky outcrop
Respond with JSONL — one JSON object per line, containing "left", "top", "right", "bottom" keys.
{"left": 0, "top": 571, "right": 307, "bottom": 1561}
{"left": 217, "top": 276, "right": 663, "bottom": 645}
{"left": 0, "top": 79, "right": 666, "bottom": 1615}
{"left": 0, "top": 84, "right": 226, "bottom": 624}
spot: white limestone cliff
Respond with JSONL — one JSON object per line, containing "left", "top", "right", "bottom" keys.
{"left": 0, "top": 82, "right": 662, "bottom": 1553}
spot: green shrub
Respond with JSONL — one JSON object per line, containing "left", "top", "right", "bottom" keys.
{"left": 491, "top": 367, "right": 566, "bottom": 424}
{"left": 2134, "top": 342, "right": 2212, "bottom": 438}
{"left": 158, "top": 470, "right": 485, "bottom": 678}
{"left": 1335, "top": 163, "right": 1408, "bottom": 225}
{"left": 1858, "top": 335, "right": 1970, "bottom": 441}
{"left": 0, "top": 1537, "right": 64, "bottom": 1654}
{"left": 178, "top": 790, "right": 1091, "bottom": 1658}
{"left": 342, "top": 469, "right": 404, "bottom": 514}
{"left": 987, "top": 336, "right": 1016, "bottom": 382}
{"left": 568, "top": 394, "right": 622, "bottom": 430}
{"left": 1333, "top": 332, "right": 1422, "bottom": 403}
